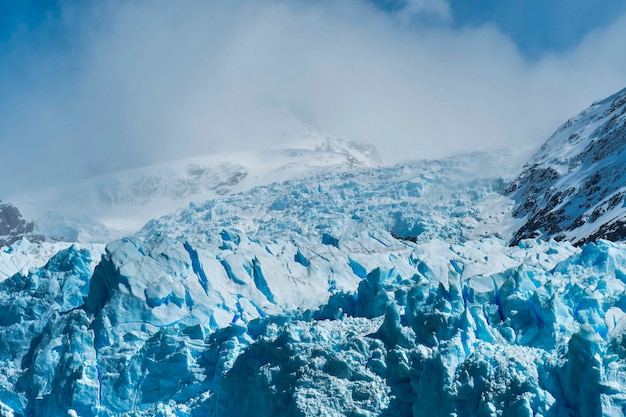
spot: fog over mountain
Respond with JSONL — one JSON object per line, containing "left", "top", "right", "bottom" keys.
{"left": 1, "top": 0, "right": 626, "bottom": 194}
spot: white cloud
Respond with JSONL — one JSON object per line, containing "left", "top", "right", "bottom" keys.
{"left": 0, "top": 0, "right": 625, "bottom": 193}
{"left": 399, "top": 0, "right": 453, "bottom": 24}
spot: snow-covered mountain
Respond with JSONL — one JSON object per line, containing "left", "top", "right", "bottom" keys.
{"left": 5, "top": 87, "right": 626, "bottom": 416}
{"left": 10, "top": 130, "right": 381, "bottom": 243}
{"left": 509, "top": 87, "right": 626, "bottom": 245}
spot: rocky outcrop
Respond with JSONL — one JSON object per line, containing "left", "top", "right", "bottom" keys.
{"left": 509, "top": 87, "right": 626, "bottom": 245}
{"left": 0, "top": 200, "right": 44, "bottom": 248}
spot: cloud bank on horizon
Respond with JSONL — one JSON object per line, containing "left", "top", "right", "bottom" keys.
{"left": 1, "top": 0, "right": 626, "bottom": 193}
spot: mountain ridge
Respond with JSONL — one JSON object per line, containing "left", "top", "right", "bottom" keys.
{"left": 508, "top": 86, "right": 626, "bottom": 245}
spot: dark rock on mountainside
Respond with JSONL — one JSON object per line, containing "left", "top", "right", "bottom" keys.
{"left": 508, "top": 87, "right": 626, "bottom": 246}
{"left": 0, "top": 200, "right": 44, "bottom": 248}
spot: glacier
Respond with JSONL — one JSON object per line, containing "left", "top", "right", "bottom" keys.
{"left": 1, "top": 93, "right": 626, "bottom": 416}
{"left": 0, "top": 157, "right": 622, "bottom": 416}
{"left": 6, "top": 229, "right": 626, "bottom": 416}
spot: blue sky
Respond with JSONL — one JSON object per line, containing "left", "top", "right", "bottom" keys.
{"left": 447, "top": 0, "right": 626, "bottom": 58}
{"left": 4, "top": 0, "right": 625, "bottom": 58}
{"left": 1, "top": 0, "right": 626, "bottom": 193}
{"left": 370, "top": 0, "right": 626, "bottom": 58}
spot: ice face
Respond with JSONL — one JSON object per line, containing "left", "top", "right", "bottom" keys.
{"left": 4, "top": 231, "right": 626, "bottom": 416}
{"left": 0, "top": 243, "right": 104, "bottom": 415}
{"left": 200, "top": 238, "right": 626, "bottom": 417}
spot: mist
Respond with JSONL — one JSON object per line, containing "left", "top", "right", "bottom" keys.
{"left": 1, "top": 0, "right": 626, "bottom": 194}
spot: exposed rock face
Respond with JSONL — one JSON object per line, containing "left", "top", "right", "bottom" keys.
{"left": 508, "top": 87, "right": 626, "bottom": 245}
{"left": 0, "top": 201, "right": 44, "bottom": 248}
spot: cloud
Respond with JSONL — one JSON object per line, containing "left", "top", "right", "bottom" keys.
{"left": 446, "top": 0, "right": 626, "bottom": 59}
{"left": 0, "top": 0, "right": 626, "bottom": 194}
{"left": 391, "top": 0, "right": 453, "bottom": 25}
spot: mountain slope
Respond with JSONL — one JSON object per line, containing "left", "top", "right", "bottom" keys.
{"left": 10, "top": 131, "right": 381, "bottom": 243}
{"left": 0, "top": 201, "right": 43, "bottom": 248}
{"left": 508, "top": 87, "right": 626, "bottom": 245}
